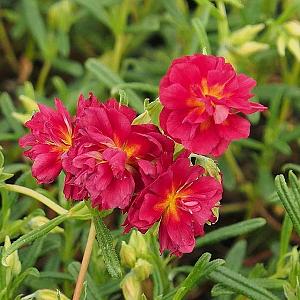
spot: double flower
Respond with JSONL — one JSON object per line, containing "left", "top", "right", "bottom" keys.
{"left": 20, "top": 54, "right": 266, "bottom": 256}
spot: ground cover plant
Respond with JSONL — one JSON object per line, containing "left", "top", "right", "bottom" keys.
{"left": 0, "top": 0, "right": 300, "bottom": 299}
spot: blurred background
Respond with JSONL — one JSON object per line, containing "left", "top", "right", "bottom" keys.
{"left": 0, "top": 0, "right": 300, "bottom": 299}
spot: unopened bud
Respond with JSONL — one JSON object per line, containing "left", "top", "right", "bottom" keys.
{"left": 287, "top": 38, "right": 300, "bottom": 61}
{"left": 28, "top": 216, "right": 64, "bottom": 233}
{"left": 19, "top": 95, "right": 38, "bottom": 113}
{"left": 121, "top": 273, "right": 142, "bottom": 300}
{"left": 23, "top": 289, "right": 69, "bottom": 300}
{"left": 129, "top": 230, "right": 148, "bottom": 258}
{"left": 236, "top": 41, "right": 269, "bottom": 56}
{"left": 133, "top": 258, "right": 152, "bottom": 281}
{"left": 229, "top": 24, "right": 265, "bottom": 45}
{"left": 277, "top": 34, "right": 287, "bottom": 57}
{"left": 12, "top": 112, "right": 33, "bottom": 124}
{"left": 120, "top": 241, "right": 137, "bottom": 268}
{"left": 4, "top": 236, "right": 21, "bottom": 278}
{"left": 284, "top": 20, "right": 300, "bottom": 37}
{"left": 48, "top": 0, "right": 74, "bottom": 32}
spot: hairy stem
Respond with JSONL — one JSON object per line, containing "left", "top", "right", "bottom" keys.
{"left": 3, "top": 184, "right": 68, "bottom": 215}
{"left": 72, "top": 221, "right": 96, "bottom": 300}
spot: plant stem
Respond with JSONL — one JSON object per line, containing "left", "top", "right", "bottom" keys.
{"left": 3, "top": 184, "right": 68, "bottom": 215}
{"left": 36, "top": 60, "right": 51, "bottom": 95}
{"left": 0, "top": 18, "right": 18, "bottom": 72}
{"left": 216, "top": 0, "right": 229, "bottom": 45}
{"left": 72, "top": 221, "right": 96, "bottom": 300}
{"left": 224, "top": 148, "right": 245, "bottom": 184}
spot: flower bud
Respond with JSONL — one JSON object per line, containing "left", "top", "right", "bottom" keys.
{"left": 48, "top": 0, "right": 74, "bottom": 32}
{"left": 120, "top": 241, "right": 137, "bottom": 268}
{"left": 284, "top": 20, "right": 300, "bottom": 37}
{"left": 229, "top": 24, "right": 265, "bottom": 45}
{"left": 12, "top": 112, "right": 33, "bottom": 124}
{"left": 4, "top": 236, "right": 21, "bottom": 281}
{"left": 19, "top": 95, "right": 38, "bottom": 113}
{"left": 28, "top": 216, "right": 64, "bottom": 233}
{"left": 121, "top": 273, "right": 142, "bottom": 300}
{"left": 129, "top": 230, "right": 148, "bottom": 258}
{"left": 24, "top": 289, "right": 69, "bottom": 300}
{"left": 287, "top": 38, "right": 300, "bottom": 61}
{"left": 277, "top": 34, "right": 287, "bottom": 57}
{"left": 235, "top": 41, "right": 269, "bottom": 56}
{"left": 133, "top": 258, "right": 152, "bottom": 281}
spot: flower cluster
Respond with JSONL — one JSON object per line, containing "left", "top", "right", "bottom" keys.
{"left": 20, "top": 54, "right": 266, "bottom": 256}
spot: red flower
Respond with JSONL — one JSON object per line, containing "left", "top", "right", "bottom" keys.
{"left": 63, "top": 98, "right": 174, "bottom": 210}
{"left": 125, "top": 158, "right": 222, "bottom": 256}
{"left": 159, "top": 54, "right": 267, "bottom": 156}
{"left": 19, "top": 99, "right": 73, "bottom": 183}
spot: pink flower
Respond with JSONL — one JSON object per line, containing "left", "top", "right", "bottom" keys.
{"left": 63, "top": 98, "right": 174, "bottom": 210}
{"left": 19, "top": 99, "right": 73, "bottom": 183}
{"left": 159, "top": 54, "right": 267, "bottom": 156}
{"left": 125, "top": 158, "right": 222, "bottom": 256}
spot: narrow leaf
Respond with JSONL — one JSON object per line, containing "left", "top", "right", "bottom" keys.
{"left": 225, "top": 240, "right": 247, "bottom": 272}
{"left": 22, "top": 0, "right": 47, "bottom": 53}
{"left": 279, "top": 213, "right": 293, "bottom": 265}
{"left": 92, "top": 212, "right": 122, "bottom": 278}
{"left": 275, "top": 175, "right": 300, "bottom": 235}
{"left": 68, "top": 262, "right": 102, "bottom": 300}
{"left": 192, "top": 18, "right": 211, "bottom": 54}
{"left": 196, "top": 218, "right": 266, "bottom": 247}
{"left": 74, "top": 0, "right": 111, "bottom": 28}
{"left": 0, "top": 93, "right": 24, "bottom": 135}
{"left": 2, "top": 214, "right": 68, "bottom": 266}
{"left": 209, "top": 266, "right": 279, "bottom": 300}
{"left": 174, "top": 253, "right": 224, "bottom": 300}
{"left": 85, "top": 58, "right": 143, "bottom": 112}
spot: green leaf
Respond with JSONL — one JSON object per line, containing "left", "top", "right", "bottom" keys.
{"left": 275, "top": 173, "right": 300, "bottom": 235}
{"left": 209, "top": 266, "right": 280, "bottom": 300}
{"left": 68, "top": 262, "right": 102, "bottom": 300}
{"left": 211, "top": 284, "right": 234, "bottom": 297}
{"left": 173, "top": 253, "right": 224, "bottom": 300}
{"left": 192, "top": 18, "right": 211, "bottom": 54}
{"left": 223, "top": 0, "right": 244, "bottom": 8}
{"left": 132, "top": 98, "right": 162, "bottom": 127}
{"left": 196, "top": 218, "right": 266, "bottom": 247}
{"left": 21, "top": 236, "right": 45, "bottom": 270}
{"left": 0, "top": 173, "right": 14, "bottom": 185}
{"left": 126, "top": 15, "right": 160, "bottom": 33}
{"left": 0, "top": 93, "right": 25, "bottom": 135}
{"left": 251, "top": 278, "right": 285, "bottom": 290}
{"left": 225, "top": 240, "right": 247, "bottom": 272}
{"left": 85, "top": 58, "right": 143, "bottom": 112}
{"left": 282, "top": 163, "right": 300, "bottom": 173}
{"left": 278, "top": 214, "right": 293, "bottom": 266}
{"left": 112, "top": 82, "right": 158, "bottom": 94}
{"left": 52, "top": 58, "right": 83, "bottom": 77}
{"left": 39, "top": 271, "right": 73, "bottom": 281}
{"left": 91, "top": 210, "right": 122, "bottom": 278}
{"left": 161, "top": 0, "right": 188, "bottom": 28}
{"left": 74, "top": 0, "right": 111, "bottom": 29}
{"left": 118, "top": 89, "right": 128, "bottom": 106}
{"left": 2, "top": 214, "right": 68, "bottom": 267}
{"left": 22, "top": 0, "right": 47, "bottom": 54}
{"left": 9, "top": 267, "right": 39, "bottom": 296}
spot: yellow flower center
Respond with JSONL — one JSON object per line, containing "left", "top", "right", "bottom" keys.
{"left": 200, "top": 78, "right": 224, "bottom": 100}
